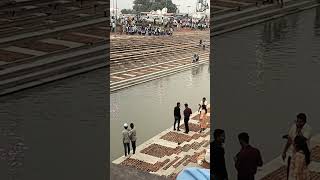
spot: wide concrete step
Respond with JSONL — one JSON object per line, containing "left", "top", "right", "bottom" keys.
{"left": 0, "top": 45, "right": 107, "bottom": 80}
{"left": 212, "top": 0, "right": 317, "bottom": 34}
{"left": 213, "top": 0, "right": 251, "bottom": 8}
{"left": 0, "top": 54, "right": 106, "bottom": 90}
{"left": 110, "top": 59, "right": 209, "bottom": 93}
{"left": 213, "top": 0, "right": 306, "bottom": 24}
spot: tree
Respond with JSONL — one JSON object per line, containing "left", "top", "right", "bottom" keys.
{"left": 133, "top": 0, "right": 177, "bottom": 13}
{"left": 121, "top": 9, "right": 136, "bottom": 14}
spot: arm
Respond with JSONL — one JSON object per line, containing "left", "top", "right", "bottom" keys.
{"left": 283, "top": 126, "right": 294, "bottom": 159}
{"left": 234, "top": 153, "right": 240, "bottom": 171}
{"left": 282, "top": 139, "right": 291, "bottom": 160}
{"left": 257, "top": 150, "right": 263, "bottom": 167}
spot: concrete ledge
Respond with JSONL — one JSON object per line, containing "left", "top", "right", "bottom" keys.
{"left": 110, "top": 164, "right": 167, "bottom": 180}
{"left": 110, "top": 59, "right": 209, "bottom": 93}
{"left": 212, "top": 0, "right": 320, "bottom": 36}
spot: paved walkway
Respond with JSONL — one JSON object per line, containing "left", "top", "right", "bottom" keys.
{"left": 112, "top": 106, "right": 211, "bottom": 179}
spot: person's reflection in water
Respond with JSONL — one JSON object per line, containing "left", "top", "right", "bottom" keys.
{"left": 0, "top": 132, "right": 27, "bottom": 179}
{"left": 315, "top": 7, "right": 320, "bottom": 34}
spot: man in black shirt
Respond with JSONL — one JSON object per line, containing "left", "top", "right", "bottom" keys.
{"left": 183, "top": 103, "right": 192, "bottom": 134}
{"left": 174, "top": 102, "right": 181, "bottom": 131}
{"left": 212, "top": 129, "right": 228, "bottom": 180}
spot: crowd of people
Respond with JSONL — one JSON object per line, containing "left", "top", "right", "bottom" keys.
{"left": 173, "top": 97, "right": 209, "bottom": 134}
{"left": 110, "top": 14, "right": 209, "bottom": 36}
{"left": 212, "top": 113, "right": 313, "bottom": 180}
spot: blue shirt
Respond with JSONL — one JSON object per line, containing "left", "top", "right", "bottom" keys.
{"left": 176, "top": 167, "right": 210, "bottom": 180}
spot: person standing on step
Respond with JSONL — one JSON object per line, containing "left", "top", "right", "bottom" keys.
{"left": 174, "top": 102, "right": 181, "bottom": 131}
{"left": 183, "top": 103, "right": 192, "bottom": 134}
{"left": 129, "top": 123, "right": 137, "bottom": 154}
{"left": 234, "top": 132, "right": 263, "bottom": 180}
{"left": 199, "top": 104, "right": 207, "bottom": 133}
{"left": 289, "top": 136, "right": 311, "bottom": 180}
{"left": 282, "top": 113, "right": 312, "bottom": 180}
{"left": 122, "top": 123, "right": 130, "bottom": 157}
{"left": 212, "top": 129, "right": 228, "bottom": 180}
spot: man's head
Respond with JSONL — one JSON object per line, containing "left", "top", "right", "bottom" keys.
{"left": 184, "top": 103, "right": 188, "bottom": 108}
{"left": 296, "top": 113, "right": 307, "bottom": 129}
{"left": 124, "top": 123, "right": 128, "bottom": 129}
{"left": 177, "top": 102, "right": 180, "bottom": 107}
{"left": 214, "top": 129, "right": 225, "bottom": 143}
{"left": 203, "top": 97, "right": 206, "bottom": 101}
{"left": 130, "top": 123, "right": 134, "bottom": 129}
{"left": 238, "top": 132, "right": 249, "bottom": 147}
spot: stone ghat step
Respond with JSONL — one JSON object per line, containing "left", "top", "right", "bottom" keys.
{"left": 213, "top": 0, "right": 252, "bottom": 7}
{"left": 0, "top": 45, "right": 106, "bottom": 80}
{"left": 0, "top": 5, "right": 107, "bottom": 33}
{"left": 213, "top": 0, "right": 307, "bottom": 23}
{"left": 260, "top": 166, "right": 320, "bottom": 180}
{"left": 0, "top": 54, "right": 106, "bottom": 92}
{"left": 110, "top": 59, "right": 209, "bottom": 92}
{"left": 0, "top": 58, "right": 107, "bottom": 96}
{"left": 212, "top": 0, "right": 317, "bottom": 35}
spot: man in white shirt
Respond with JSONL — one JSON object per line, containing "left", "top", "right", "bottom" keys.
{"left": 122, "top": 123, "right": 131, "bottom": 156}
{"left": 282, "top": 113, "right": 312, "bottom": 179}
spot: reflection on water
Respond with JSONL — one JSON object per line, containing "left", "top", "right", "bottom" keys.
{"left": 0, "top": 69, "right": 107, "bottom": 180}
{"left": 110, "top": 64, "right": 210, "bottom": 161}
{"left": 213, "top": 8, "right": 320, "bottom": 179}
{"left": 315, "top": 7, "right": 320, "bottom": 34}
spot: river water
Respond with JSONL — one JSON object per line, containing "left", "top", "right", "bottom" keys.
{"left": 212, "top": 7, "right": 320, "bottom": 179}
{"left": 0, "top": 69, "right": 107, "bottom": 180}
{"left": 110, "top": 64, "right": 210, "bottom": 161}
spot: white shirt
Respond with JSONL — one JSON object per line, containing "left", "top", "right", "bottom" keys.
{"left": 205, "top": 146, "right": 210, "bottom": 163}
{"left": 288, "top": 123, "right": 312, "bottom": 155}
{"left": 200, "top": 100, "right": 208, "bottom": 106}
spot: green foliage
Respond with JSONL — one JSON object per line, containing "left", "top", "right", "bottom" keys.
{"left": 121, "top": 9, "right": 136, "bottom": 14}
{"left": 133, "top": 0, "right": 177, "bottom": 13}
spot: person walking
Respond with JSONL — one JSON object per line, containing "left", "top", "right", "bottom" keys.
{"left": 183, "top": 103, "right": 192, "bottom": 134}
{"left": 174, "top": 102, "right": 181, "bottom": 131}
{"left": 212, "top": 129, "right": 228, "bottom": 180}
{"left": 289, "top": 136, "right": 311, "bottom": 180}
{"left": 234, "top": 132, "right": 263, "bottom": 180}
{"left": 129, "top": 123, "right": 137, "bottom": 154}
{"left": 199, "top": 104, "right": 207, "bottom": 133}
{"left": 282, "top": 113, "right": 312, "bottom": 180}
{"left": 122, "top": 123, "right": 130, "bottom": 156}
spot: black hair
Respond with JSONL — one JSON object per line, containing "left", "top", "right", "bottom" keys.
{"left": 294, "top": 136, "right": 311, "bottom": 165}
{"left": 297, "top": 113, "right": 307, "bottom": 122}
{"left": 185, "top": 103, "right": 188, "bottom": 107}
{"left": 214, "top": 129, "right": 224, "bottom": 140}
{"left": 177, "top": 102, "right": 180, "bottom": 106}
{"left": 130, "top": 123, "right": 134, "bottom": 129}
{"left": 238, "top": 132, "right": 249, "bottom": 144}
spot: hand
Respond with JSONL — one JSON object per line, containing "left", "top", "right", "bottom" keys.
{"left": 282, "top": 152, "right": 286, "bottom": 161}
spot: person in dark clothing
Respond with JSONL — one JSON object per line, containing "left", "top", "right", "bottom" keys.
{"left": 129, "top": 123, "right": 137, "bottom": 154}
{"left": 183, "top": 103, "right": 192, "bottom": 134}
{"left": 212, "top": 129, "right": 228, "bottom": 180}
{"left": 174, "top": 102, "right": 181, "bottom": 131}
{"left": 234, "top": 132, "right": 263, "bottom": 180}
